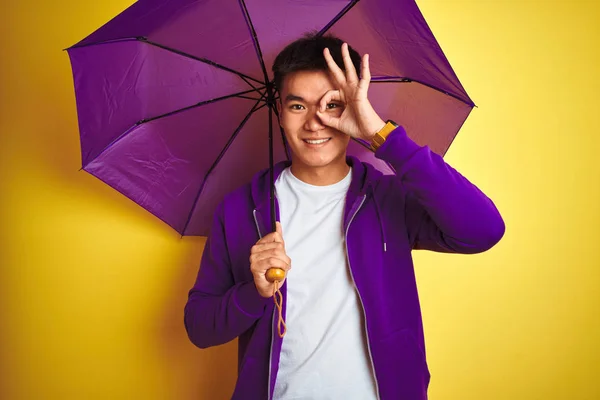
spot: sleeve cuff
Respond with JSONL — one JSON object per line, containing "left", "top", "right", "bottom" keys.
{"left": 374, "top": 125, "right": 423, "bottom": 167}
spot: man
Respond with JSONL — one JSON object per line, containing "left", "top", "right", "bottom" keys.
{"left": 184, "top": 33, "right": 504, "bottom": 400}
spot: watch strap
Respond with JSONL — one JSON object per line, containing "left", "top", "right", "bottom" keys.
{"left": 370, "top": 120, "right": 399, "bottom": 151}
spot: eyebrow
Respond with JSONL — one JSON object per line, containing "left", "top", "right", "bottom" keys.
{"left": 284, "top": 94, "right": 305, "bottom": 103}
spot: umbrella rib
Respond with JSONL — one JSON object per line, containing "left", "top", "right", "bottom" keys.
{"left": 370, "top": 76, "right": 475, "bottom": 107}
{"left": 139, "top": 88, "right": 266, "bottom": 125}
{"left": 69, "top": 37, "right": 264, "bottom": 86}
{"left": 181, "top": 96, "right": 266, "bottom": 235}
{"left": 66, "top": 37, "right": 139, "bottom": 50}
{"left": 83, "top": 88, "right": 264, "bottom": 169}
{"left": 240, "top": 76, "right": 260, "bottom": 91}
{"left": 140, "top": 37, "right": 265, "bottom": 85}
{"left": 317, "top": 0, "right": 360, "bottom": 37}
{"left": 255, "top": 103, "right": 268, "bottom": 112}
{"left": 236, "top": 95, "right": 265, "bottom": 101}
{"left": 238, "top": 0, "right": 270, "bottom": 83}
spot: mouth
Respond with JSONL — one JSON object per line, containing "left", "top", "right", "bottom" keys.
{"left": 302, "top": 138, "right": 332, "bottom": 145}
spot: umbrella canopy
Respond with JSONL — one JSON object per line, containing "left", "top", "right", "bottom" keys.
{"left": 66, "top": 0, "right": 474, "bottom": 236}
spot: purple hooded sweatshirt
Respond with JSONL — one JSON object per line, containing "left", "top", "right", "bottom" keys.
{"left": 184, "top": 126, "right": 505, "bottom": 400}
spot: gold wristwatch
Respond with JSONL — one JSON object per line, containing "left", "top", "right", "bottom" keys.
{"left": 370, "top": 120, "right": 399, "bottom": 151}
{"left": 371, "top": 119, "right": 398, "bottom": 151}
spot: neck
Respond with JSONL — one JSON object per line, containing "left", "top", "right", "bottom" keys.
{"left": 290, "top": 156, "right": 350, "bottom": 186}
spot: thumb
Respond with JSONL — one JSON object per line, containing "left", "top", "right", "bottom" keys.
{"left": 275, "top": 221, "right": 283, "bottom": 238}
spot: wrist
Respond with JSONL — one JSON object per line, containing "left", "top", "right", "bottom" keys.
{"left": 363, "top": 117, "right": 386, "bottom": 141}
{"left": 370, "top": 120, "right": 399, "bottom": 151}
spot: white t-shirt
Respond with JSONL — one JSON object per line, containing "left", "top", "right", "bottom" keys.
{"left": 272, "top": 167, "right": 378, "bottom": 400}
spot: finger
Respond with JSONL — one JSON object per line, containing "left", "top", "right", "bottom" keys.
{"left": 271, "top": 222, "right": 284, "bottom": 244}
{"left": 319, "top": 89, "right": 342, "bottom": 112}
{"left": 248, "top": 243, "right": 287, "bottom": 264}
{"left": 257, "top": 230, "right": 284, "bottom": 245}
{"left": 316, "top": 109, "right": 341, "bottom": 131}
{"left": 262, "top": 253, "right": 291, "bottom": 270}
{"left": 323, "top": 47, "right": 346, "bottom": 86}
{"left": 251, "top": 242, "right": 283, "bottom": 255}
{"left": 256, "top": 234, "right": 274, "bottom": 244}
{"left": 254, "top": 257, "right": 292, "bottom": 273}
{"left": 357, "top": 53, "right": 371, "bottom": 92}
{"left": 254, "top": 257, "right": 290, "bottom": 273}
{"left": 270, "top": 258, "right": 292, "bottom": 271}
{"left": 251, "top": 248, "right": 289, "bottom": 265}
{"left": 342, "top": 43, "right": 359, "bottom": 84}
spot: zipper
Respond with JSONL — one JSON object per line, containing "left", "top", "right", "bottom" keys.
{"left": 253, "top": 209, "right": 276, "bottom": 400}
{"left": 252, "top": 209, "right": 263, "bottom": 239}
{"left": 344, "top": 195, "right": 381, "bottom": 400}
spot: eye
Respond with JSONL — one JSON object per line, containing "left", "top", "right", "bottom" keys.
{"left": 326, "top": 103, "right": 341, "bottom": 109}
{"left": 290, "top": 104, "right": 305, "bottom": 110}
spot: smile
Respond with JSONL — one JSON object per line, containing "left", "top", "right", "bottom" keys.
{"left": 303, "top": 138, "right": 331, "bottom": 145}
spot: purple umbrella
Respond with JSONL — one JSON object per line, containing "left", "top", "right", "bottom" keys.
{"left": 66, "top": 0, "right": 473, "bottom": 236}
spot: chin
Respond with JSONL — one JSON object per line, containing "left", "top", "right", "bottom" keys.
{"left": 296, "top": 152, "right": 345, "bottom": 169}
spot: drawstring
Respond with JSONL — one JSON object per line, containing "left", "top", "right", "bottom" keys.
{"left": 372, "top": 191, "right": 387, "bottom": 252}
{"left": 273, "top": 281, "right": 286, "bottom": 338}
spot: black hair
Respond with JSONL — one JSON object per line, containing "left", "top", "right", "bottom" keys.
{"left": 271, "top": 32, "right": 362, "bottom": 94}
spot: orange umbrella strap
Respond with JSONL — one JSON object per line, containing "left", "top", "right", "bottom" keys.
{"left": 273, "top": 281, "right": 286, "bottom": 338}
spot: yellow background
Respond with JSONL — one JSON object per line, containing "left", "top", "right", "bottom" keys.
{"left": 1, "top": 0, "right": 599, "bottom": 399}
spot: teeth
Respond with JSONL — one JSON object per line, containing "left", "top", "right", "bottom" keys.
{"left": 305, "top": 138, "right": 329, "bottom": 144}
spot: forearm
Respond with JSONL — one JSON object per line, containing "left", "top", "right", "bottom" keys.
{"left": 184, "top": 280, "right": 269, "bottom": 349}
{"left": 375, "top": 126, "right": 505, "bottom": 252}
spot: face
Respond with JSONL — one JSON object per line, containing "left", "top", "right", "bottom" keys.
{"left": 277, "top": 70, "right": 350, "bottom": 171}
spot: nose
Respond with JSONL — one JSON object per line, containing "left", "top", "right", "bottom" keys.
{"left": 303, "top": 108, "right": 325, "bottom": 132}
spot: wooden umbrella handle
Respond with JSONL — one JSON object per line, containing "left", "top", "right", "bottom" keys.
{"left": 265, "top": 268, "right": 286, "bottom": 282}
